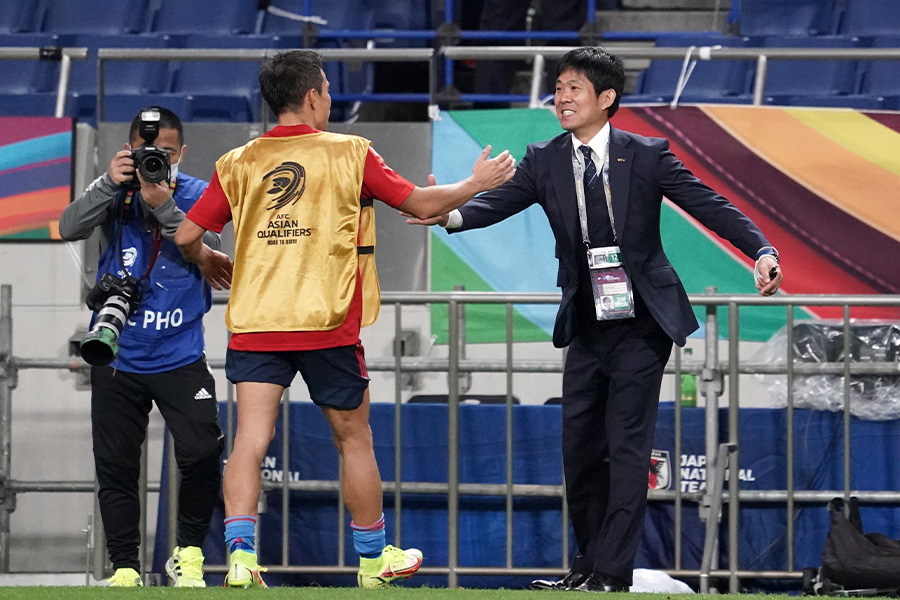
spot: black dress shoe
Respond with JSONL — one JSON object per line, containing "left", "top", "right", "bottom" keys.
{"left": 573, "top": 572, "right": 630, "bottom": 593}
{"left": 530, "top": 570, "right": 591, "bottom": 590}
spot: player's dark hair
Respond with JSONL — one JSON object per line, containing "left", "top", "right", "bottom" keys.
{"left": 259, "top": 50, "right": 325, "bottom": 117}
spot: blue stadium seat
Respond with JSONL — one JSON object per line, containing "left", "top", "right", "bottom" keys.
{"left": 262, "top": 0, "right": 374, "bottom": 34}
{"left": 149, "top": 0, "right": 259, "bottom": 35}
{"left": 626, "top": 35, "right": 753, "bottom": 105}
{"left": 859, "top": 36, "right": 900, "bottom": 110}
{"left": 0, "top": 0, "right": 40, "bottom": 33}
{"left": 36, "top": 0, "right": 149, "bottom": 35}
{"left": 156, "top": 35, "right": 281, "bottom": 122}
{"left": 738, "top": 0, "right": 837, "bottom": 37}
{"left": 262, "top": 1, "right": 375, "bottom": 122}
{"left": 365, "top": 0, "right": 429, "bottom": 30}
{"left": 0, "top": 33, "right": 61, "bottom": 116}
{"left": 56, "top": 34, "right": 172, "bottom": 123}
{"left": 837, "top": 0, "right": 900, "bottom": 38}
{"left": 761, "top": 36, "right": 860, "bottom": 107}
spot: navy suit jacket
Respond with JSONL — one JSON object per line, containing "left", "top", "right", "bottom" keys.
{"left": 453, "top": 126, "right": 771, "bottom": 348}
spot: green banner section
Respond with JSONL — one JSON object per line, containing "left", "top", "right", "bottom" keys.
{"left": 1, "top": 228, "right": 51, "bottom": 241}
{"left": 430, "top": 233, "right": 551, "bottom": 344}
{"left": 659, "top": 203, "right": 806, "bottom": 341}
{"left": 449, "top": 109, "right": 563, "bottom": 161}
{"left": 431, "top": 108, "right": 812, "bottom": 344}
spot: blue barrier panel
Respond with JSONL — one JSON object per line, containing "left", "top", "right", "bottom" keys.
{"left": 155, "top": 403, "right": 900, "bottom": 589}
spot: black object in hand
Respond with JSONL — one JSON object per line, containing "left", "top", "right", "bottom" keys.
{"left": 769, "top": 266, "right": 779, "bottom": 279}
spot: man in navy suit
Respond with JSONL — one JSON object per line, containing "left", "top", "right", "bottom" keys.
{"left": 410, "top": 46, "right": 782, "bottom": 592}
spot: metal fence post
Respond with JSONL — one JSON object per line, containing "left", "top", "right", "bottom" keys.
{"left": 699, "top": 286, "right": 723, "bottom": 590}
{"left": 727, "top": 301, "right": 741, "bottom": 593}
{"left": 447, "top": 298, "right": 461, "bottom": 589}
{"left": 0, "top": 285, "right": 14, "bottom": 573}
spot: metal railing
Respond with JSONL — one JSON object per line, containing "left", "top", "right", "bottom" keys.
{"left": 441, "top": 45, "right": 900, "bottom": 108}
{"left": 3, "top": 284, "right": 900, "bottom": 589}
{"left": 95, "top": 47, "right": 437, "bottom": 123}
{"left": 6, "top": 42, "right": 900, "bottom": 123}
{"left": 0, "top": 46, "right": 87, "bottom": 118}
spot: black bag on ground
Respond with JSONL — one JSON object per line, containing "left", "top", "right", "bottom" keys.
{"left": 818, "top": 497, "right": 900, "bottom": 592}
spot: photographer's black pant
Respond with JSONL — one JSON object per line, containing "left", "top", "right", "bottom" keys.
{"left": 91, "top": 357, "right": 224, "bottom": 572}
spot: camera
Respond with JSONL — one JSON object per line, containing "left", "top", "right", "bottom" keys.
{"left": 122, "top": 107, "right": 171, "bottom": 192}
{"left": 80, "top": 273, "right": 143, "bottom": 366}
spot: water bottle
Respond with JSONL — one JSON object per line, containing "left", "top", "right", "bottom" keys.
{"left": 680, "top": 347, "right": 698, "bottom": 407}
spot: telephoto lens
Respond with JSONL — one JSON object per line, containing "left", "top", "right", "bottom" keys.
{"left": 81, "top": 273, "right": 142, "bottom": 367}
{"left": 81, "top": 294, "right": 137, "bottom": 366}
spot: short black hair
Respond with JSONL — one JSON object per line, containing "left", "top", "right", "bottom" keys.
{"left": 556, "top": 47, "right": 625, "bottom": 118}
{"left": 129, "top": 106, "right": 183, "bottom": 146}
{"left": 259, "top": 50, "right": 324, "bottom": 117}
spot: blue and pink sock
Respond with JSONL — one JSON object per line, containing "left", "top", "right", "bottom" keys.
{"left": 351, "top": 514, "right": 386, "bottom": 559}
{"left": 224, "top": 515, "right": 257, "bottom": 554}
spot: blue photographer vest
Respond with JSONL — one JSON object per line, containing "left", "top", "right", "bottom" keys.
{"left": 92, "top": 174, "right": 211, "bottom": 373}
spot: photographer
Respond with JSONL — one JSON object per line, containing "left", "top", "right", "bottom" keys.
{"left": 59, "top": 107, "right": 224, "bottom": 588}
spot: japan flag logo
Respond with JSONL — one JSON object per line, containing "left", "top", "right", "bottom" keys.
{"left": 648, "top": 450, "right": 671, "bottom": 490}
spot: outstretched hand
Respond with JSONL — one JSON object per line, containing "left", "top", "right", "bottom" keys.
{"left": 755, "top": 255, "right": 783, "bottom": 296}
{"left": 198, "top": 249, "right": 234, "bottom": 291}
{"left": 468, "top": 145, "right": 516, "bottom": 192}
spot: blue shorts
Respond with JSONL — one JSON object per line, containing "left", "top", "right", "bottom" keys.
{"left": 225, "top": 344, "right": 370, "bottom": 410}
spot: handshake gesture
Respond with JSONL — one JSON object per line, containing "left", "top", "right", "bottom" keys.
{"left": 400, "top": 144, "right": 516, "bottom": 227}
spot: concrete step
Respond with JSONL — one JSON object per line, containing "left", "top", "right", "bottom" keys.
{"left": 0, "top": 573, "right": 96, "bottom": 586}
{"left": 622, "top": 0, "right": 731, "bottom": 10}
{"left": 597, "top": 9, "right": 728, "bottom": 32}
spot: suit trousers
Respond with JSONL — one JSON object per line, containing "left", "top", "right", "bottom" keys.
{"left": 91, "top": 357, "right": 224, "bottom": 571}
{"left": 561, "top": 310, "right": 672, "bottom": 584}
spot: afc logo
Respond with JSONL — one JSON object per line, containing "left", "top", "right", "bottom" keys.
{"left": 263, "top": 161, "right": 306, "bottom": 211}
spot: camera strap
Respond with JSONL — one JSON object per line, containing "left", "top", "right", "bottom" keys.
{"left": 113, "top": 179, "right": 176, "bottom": 282}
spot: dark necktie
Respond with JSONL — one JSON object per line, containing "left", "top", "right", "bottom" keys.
{"left": 579, "top": 144, "right": 615, "bottom": 246}
{"left": 580, "top": 145, "right": 598, "bottom": 192}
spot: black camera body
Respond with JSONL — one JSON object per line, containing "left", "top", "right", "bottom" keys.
{"left": 121, "top": 107, "right": 171, "bottom": 192}
{"left": 81, "top": 273, "right": 144, "bottom": 366}
{"left": 85, "top": 273, "right": 142, "bottom": 314}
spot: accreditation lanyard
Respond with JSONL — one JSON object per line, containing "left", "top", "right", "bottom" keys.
{"left": 572, "top": 141, "right": 616, "bottom": 247}
{"left": 572, "top": 141, "right": 635, "bottom": 321}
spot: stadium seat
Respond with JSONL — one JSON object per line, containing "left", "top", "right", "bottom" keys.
{"left": 0, "top": 33, "right": 61, "bottom": 116}
{"left": 761, "top": 36, "right": 860, "bottom": 107}
{"left": 0, "top": 0, "right": 40, "bottom": 33}
{"left": 738, "top": 0, "right": 837, "bottom": 37}
{"left": 837, "top": 0, "right": 900, "bottom": 38}
{"left": 626, "top": 35, "right": 753, "bottom": 105}
{"left": 262, "top": 1, "right": 375, "bottom": 122}
{"left": 262, "top": 0, "right": 374, "bottom": 34}
{"left": 858, "top": 36, "right": 900, "bottom": 110}
{"left": 366, "top": 0, "right": 429, "bottom": 30}
{"left": 36, "top": 0, "right": 149, "bottom": 35}
{"left": 56, "top": 34, "right": 172, "bottom": 123}
{"left": 363, "top": 0, "right": 431, "bottom": 47}
{"left": 149, "top": 0, "right": 259, "bottom": 35}
{"left": 156, "top": 35, "right": 281, "bottom": 122}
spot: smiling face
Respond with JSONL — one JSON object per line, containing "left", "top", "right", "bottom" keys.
{"left": 555, "top": 67, "right": 617, "bottom": 144}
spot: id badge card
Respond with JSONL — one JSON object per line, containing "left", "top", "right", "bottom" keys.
{"left": 588, "top": 246, "right": 635, "bottom": 321}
